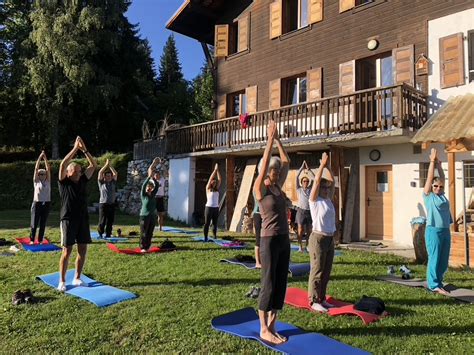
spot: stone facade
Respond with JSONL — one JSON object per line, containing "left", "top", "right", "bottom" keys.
{"left": 117, "top": 158, "right": 169, "bottom": 215}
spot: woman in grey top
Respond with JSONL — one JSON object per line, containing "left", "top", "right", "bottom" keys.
{"left": 295, "top": 160, "right": 314, "bottom": 252}
{"left": 253, "top": 120, "right": 290, "bottom": 345}
{"left": 30, "top": 151, "right": 51, "bottom": 244}
{"left": 97, "top": 159, "right": 118, "bottom": 238}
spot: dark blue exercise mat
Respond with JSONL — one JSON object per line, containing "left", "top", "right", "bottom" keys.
{"left": 16, "top": 238, "right": 61, "bottom": 252}
{"left": 90, "top": 232, "right": 128, "bottom": 243}
{"left": 211, "top": 307, "right": 369, "bottom": 355}
{"left": 36, "top": 269, "right": 137, "bottom": 307}
{"left": 219, "top": 258, "right": 311, "bottom": 276}
{"left": 192, "top": 236, "right": 247, "bottom": 249}
{"left": 161, "top": 226, "right": 200, "bottom": 234}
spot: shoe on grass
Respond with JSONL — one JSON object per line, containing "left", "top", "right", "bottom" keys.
{"left": 57, "top": 282, "right": 66, "bottom": 292}
{"left": 12, "top": 290, "right": 24, "bottom": 305}
{"left": 321, "top": 300, "right": 335, "bottom": 309}
{"left": 311, "top": 302, "right": 328, "bottom": 313}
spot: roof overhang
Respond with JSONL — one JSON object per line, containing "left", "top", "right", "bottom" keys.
{"left": 412, "top": 94, "right": 474, "bottom": 152}
{"left": 166, "top": 0, "right": 252, "bottom": 44}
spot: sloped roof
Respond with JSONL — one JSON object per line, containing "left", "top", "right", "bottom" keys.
{"left": 412, "top": 94, "right": 474, "bottom": 144}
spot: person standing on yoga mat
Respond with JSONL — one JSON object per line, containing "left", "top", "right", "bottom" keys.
{"left": 295, "top": 160, "right": 314, "bottom": 252}
{"left": 254, "top": 120, "right": 290, "bottom": 345}
{"left": 308, "top": 152, "right": 336, "bottom": 313}
{"left": 423, "top": 148, "right": 452, "bottom": 295}
{"left": 97, "top": 159, "right": 117, "bottom": 238}
{"left": 30, "top": 151, "right": 51, "bottom": 244}
{"left": 153, "top": 169, "right": 166, "bottom": 231}
{"left": 139, "top": 158, "right": 160, "bottom": 252}
{"left": 203, "top": 163, "right": 221, "bottom": 242}
{"left": 57, "top": 136, "right": 97, "bottom": 292}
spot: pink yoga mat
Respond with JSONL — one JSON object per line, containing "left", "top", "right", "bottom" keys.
{"left": 16, "top": 237, "right": 51, "bottom": 245}
{"left": 285, "top": 287, "right": 384, "bottom": 325}
{"left": 106, "top": 243, "right": 175, "bottom": 255}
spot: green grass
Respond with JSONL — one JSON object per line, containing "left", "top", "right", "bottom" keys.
{"left": 0, "top": 210, "right": 473, "bottom": 353}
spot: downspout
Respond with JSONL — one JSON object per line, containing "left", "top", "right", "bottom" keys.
{"left": 461, "top": 161, "right": 470, "bottom": 267}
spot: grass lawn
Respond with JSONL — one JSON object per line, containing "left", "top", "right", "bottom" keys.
{"left": 0, "top": 210, "right": 473, "bottom": 353}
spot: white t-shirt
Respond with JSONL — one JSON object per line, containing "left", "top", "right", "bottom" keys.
{"left": 309, "top": 197, "right": 336, "bottom": 235}
{"left": 33, "top": 180, "right": 51, "bottom": 202}
{"left": 206, "top": 190, "right": 219, "bottom": 208}
{"left": 155, "top": 177, "right": 166, "bottom": 197}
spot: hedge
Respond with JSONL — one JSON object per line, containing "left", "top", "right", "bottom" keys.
{"left": 0, "top": 153, "right": 131, "bottom": 210}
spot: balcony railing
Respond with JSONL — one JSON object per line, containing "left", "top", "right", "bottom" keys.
{"left": 166, "top": 84, "right": 427, "bottom": 155}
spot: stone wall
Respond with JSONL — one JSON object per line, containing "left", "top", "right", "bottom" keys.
{"left": 117, "top": 158, "right": 169, "bottom": 215}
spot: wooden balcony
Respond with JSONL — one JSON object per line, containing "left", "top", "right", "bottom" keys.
{"left": 166, "top": 84, "right": 427, "bottom": 155}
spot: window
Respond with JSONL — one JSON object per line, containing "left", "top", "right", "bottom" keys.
{"left": 418, "top": 162, "right": 443, "bottom": 187}
{"left": 356, "top": 0, "right": 372, "bottom": 5}
{"left": 229, "top": 22, "right": 239, "bottom": 55}
{"left": 227, "top": 90, "right": 247, "bottom": 117}
{"left": 468, "top": 30, "right": 474, "bottom": 83}
{"left": 464, "top": 161, "right": 474, "bottom": 188}
{"left": 282, "top": 75, "right": 307, "bottom": 106}
{"left": 376, "top": 171, "right": 389, "bottom": 192}
{"left": 283, "top": 0, "right": 309, "bottom": 34}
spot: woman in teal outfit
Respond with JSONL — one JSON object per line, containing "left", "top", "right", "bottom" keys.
{"left": 423, "top": 148, "right": 453, "bottom": 295}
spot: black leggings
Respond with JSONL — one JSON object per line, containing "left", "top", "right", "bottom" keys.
{"left": 253, "top": 213, "right": 262, "bottom": 247}
{"left": 140, "top": 214, "right": 156, "bottom": 250}
{"left": 30, "top": 202, "right": 50, "bottom": 242}
{"left": 258, "top": 234, "right": 290, "bottom": 312}
{"left": 98, "top": 203, "right": 115, "bottom": 237}
{"left": 203, "top": 206, "right": 219, "bottom": 240}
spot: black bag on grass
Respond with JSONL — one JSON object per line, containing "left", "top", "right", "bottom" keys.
{"left": 160, "top": 239, "right": 176, "bottom": 250}
{"left": 354, "top": 295, "right": 385, "bottom": 315}
{"left": 235, "top": 254, "right": 256, "bottom": 263}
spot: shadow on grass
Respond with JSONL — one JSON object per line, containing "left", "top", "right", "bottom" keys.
{"left": 122, "top": 277, "right": 260, "bottom": 287}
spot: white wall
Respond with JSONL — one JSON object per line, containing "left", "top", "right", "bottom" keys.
{"left": 168, "top": 157, "right": 196, "bottom": 224}
{"left": 359, "top": 143, "right": 473, "bottom": 246}
{"left": 428, "top": 9, "right": 474, "bottom": 105}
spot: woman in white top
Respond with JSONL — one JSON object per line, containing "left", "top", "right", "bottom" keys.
{"left": 307, "top": 152, "right": 336, "bottom": 313}
{"left": 203, "top": 163, "right": 221, "bottom": 241}
{"left": 30, "top": 151, "right": 51, "bottom": 244}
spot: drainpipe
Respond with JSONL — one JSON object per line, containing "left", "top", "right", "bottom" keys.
{"left": 461, "top": 161, "right": 470, "bottom": 267}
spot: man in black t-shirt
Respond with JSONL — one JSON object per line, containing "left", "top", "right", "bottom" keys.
{"left": 57, "top": 136, "right": 97, "bottom": 292}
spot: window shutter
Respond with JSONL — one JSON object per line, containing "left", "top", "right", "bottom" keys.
{"left": 339, "top": 61, "right": 355, "bottom": 95}
{"left": 217, "top": 95, "right": 227, "bottom": 119}
{"left": 339, "top": 0, "right": 354, "bottom": 13}
{"left": 439, "top": 33, "right": 465, "bottom": 88}
{"left": 215, "top": 25, "right": 229, "bottom": 58}
{"left": 246, "top": 85, "right": 258, "bottom": 113}
{"left": 392, "top": 44, "right": 414, "bottom": 86}
{"left": 269, "top": 1, "right": 282, "bottom": 39}
{"left": 309, "top": 0, "right": 323, "bottom": 24}
{"left": 238, "top": 15, "right": 249, "bottom": 52}
{"left": 269, "top": 79, "right": 281, "bottom": 109}
{"left": 307, "top": 67, "right": 323, "bottom": 101}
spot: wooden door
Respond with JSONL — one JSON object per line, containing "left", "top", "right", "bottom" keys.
{"left": 366, "top": 165, "right": 393, "bottom": 240}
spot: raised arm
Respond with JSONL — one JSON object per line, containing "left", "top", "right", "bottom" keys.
{"left": 424, "top": 148, "right": 438, "bottom": 195}
{"left": 33, "top": 152, "right": 43, "bottom": 182}
{"left": 148, "top": 157, "right": 160, "bottom": 178}
{"left": 295, "top": 161, "right": 306, "bottom": 189}
{"left": 42, "top": 151, "right": 51, "bottom": 182}
{"left": 77, "top": 137, "right": 97, "bottom": 180}
{"left": 206, "top": 164, "right": 219, "bottom": 190}
{"left": 215, "top": 164, "right": 222, "bottom": 190}
{"left": 254, "top": 120, "right": 277, "bottom": 201}
{"left": 309, "top": 152, "right": 329, "bottom": 202}
{"left": 109, "top": 164, "right": 118, "bottom": 181}
{"left": 275, "top": 137, "right": 290, "bottom": 187}
{"left": 98, "top": 159, "right": 109, "bottom": 181}
{"left": 59, "top": 138, "right": 80, "bottom": 181}
{"left": 141, "top": 176, "right": 151, "bottom": 197}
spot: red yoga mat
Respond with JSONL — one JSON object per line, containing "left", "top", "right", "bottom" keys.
{"left": 106, "top": 243, "right": 175, "bottom": 255}
{"left": 285, "top": 287, "right": 383, "bottom": 325}
{"left": 16, "top": 237, "right": 50, "bottom": 245}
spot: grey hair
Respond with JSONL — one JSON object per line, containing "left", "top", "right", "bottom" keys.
{"left": 37, "top": 168, "right": 46, "bottom": 174}
{"left": 258, "top": 156, "right": 282, "bottom": 175}
{"left": 432, "top": 177, "right": 444, "bottom": 184}
{"left": 66, "top": 162, "right": 80, "bottom": 171}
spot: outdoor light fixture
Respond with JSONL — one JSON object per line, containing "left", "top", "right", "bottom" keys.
{"left": 367, "top": 39, "right": 379, "bottom": 51}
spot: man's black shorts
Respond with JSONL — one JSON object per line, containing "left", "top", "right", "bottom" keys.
{"left": 60, "top": 219, "right": 92, "bottom": 247}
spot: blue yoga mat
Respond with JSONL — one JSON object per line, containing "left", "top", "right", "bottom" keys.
{"left": 192, "top": 236, "right": 247, "bottom": 249}
{"left": 22, "top": 243, "right": 61, "bottom": 252}
{"left": 212, "top": 307, "right": 369, "bottom": 355}
{"left": 36, "top": 269, "right": 137, "bottom": 307}
{"left": 161, "top": 226, "right": 199, "bottom": 234}
{"left": 90, "top": 232, "right": 128, "bottom": 243}
{"left": 219, "top": 258, "right": 311, "bottom": 276}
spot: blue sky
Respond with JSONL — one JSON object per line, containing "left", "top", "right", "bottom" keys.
{"left": 126, "top": 0, "right": 205, "bottom": 81}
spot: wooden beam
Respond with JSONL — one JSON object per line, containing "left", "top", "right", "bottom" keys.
{"left": 448, "top": 152, "right": 457, "bottom": 232}
{"left": 330, "top": 147, "right": 342, "bottom": 243}
{"left": 226, "top": 157, "right": 235, "bottom": 230}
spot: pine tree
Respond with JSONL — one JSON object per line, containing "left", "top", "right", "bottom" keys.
{"left": 157, "top": 34, "right": 183, "bottom": 91}
{"left": 191, "top": 62, "right": 215, "bottom": 124}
